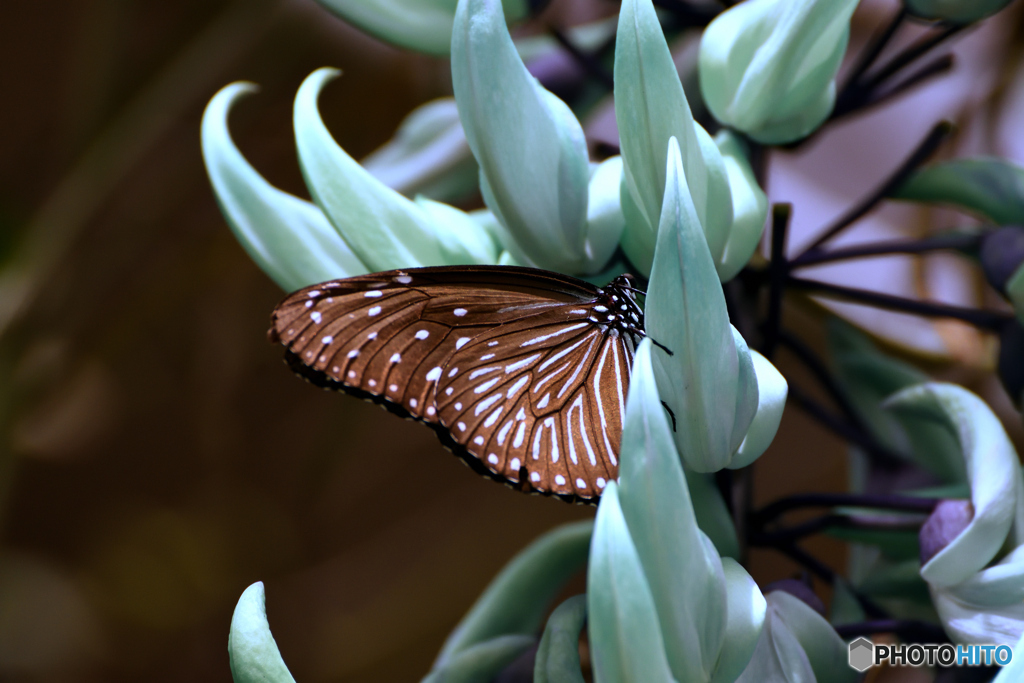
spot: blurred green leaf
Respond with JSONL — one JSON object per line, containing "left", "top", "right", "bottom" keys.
{"left": 905, "top": 0, "right": 1014, "bottom": 24}
{"left": 360, "top": 98, "right": 479, "bottom": 203}
{"left": 685, "top": 468, "right": 741, "bottom": 560}
{"left": 201, "top": 83, "right": 367, "bottom": 291}
{"left": 434, "top": 520, "right": 592, "bottom": 667}
{"left": 313, "top": 0, "right": 528, "bottom": 56}
{"left": 451, "top": 0, "right": 597, "bottom": 274}
{"left": 646, "top": 137, "right": 755, "bottom": 472}
{"left": 423, "top": 635, "right": 536, "bottom": 683}
{"left": 886, "top": 383, "right": 1018, "bottom": 587}
{"left": 534, "top": 595, "right": 587, "bottom": 683}
{"left": 828, "top": 320, "right": 965, "bottom": 483}
{"left": 587, "top": 483, "right": 675, "bottom": 683}
{"left": 892, "top": 157, "right": 1024, "bottom": 225}
{"left": 293, "top": 68, "right": 495, "bottom": 271}
{"left": 618, "top": 339, "right": 726, "bottom": 682}
{"left": 228, "top": 582, "right": 296, "bottom": 683}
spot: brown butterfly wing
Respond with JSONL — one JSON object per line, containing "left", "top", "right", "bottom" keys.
{"left": 434, "top": 309, "right": 635, "bottom": 501}
{"left": 269, "top": 267, "right": 596, "bottom": 422}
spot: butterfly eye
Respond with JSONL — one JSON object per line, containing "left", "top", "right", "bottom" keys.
{"left": 270, "top": 266, "right": 646, "bottom": 503}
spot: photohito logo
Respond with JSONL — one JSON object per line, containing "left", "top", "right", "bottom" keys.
{"left": 848, "top": 638, "right": 1014, "bottom": 671}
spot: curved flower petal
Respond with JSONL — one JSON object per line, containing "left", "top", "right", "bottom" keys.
{"left": 618, "top": 339, "right": 726, "bottom": 682}
{"left": 699, "top": 0, "right": 858, "bottom": 144}
{"left": 710, "top": 559, "right": 766, "bottom": 683}
{"left": 735, "top": 592, "right": 855, "bottom": 683}
{"left": 731, "top": 350, "right": 787, "bottom": 469}
{"left": 228, "top": 582, "right": 296, "bottom": 683}
{"left": 714, "top": 131, "right": 768, "bottom": 282}
{"left": 312, "top": 0, "right": 529, "bottom": 56}
{"left": 885, "top": 383, "right": 1019, "bottom": 587}
{"left": 451, "top": 0, "right": 595, "bottom": 273}
{"left": 534, "top": 595, "right": 587, "bottom": 683}
{"left": 614, "top": 0, "right": 733, "bottom": 277}
{"left": 646, "top": 137, "right": 757, "bottom": 472}
{"left": 587, "top": 482, "right": 676, "bottom": 683}
{"left": 201, "top": 83, "right": 367, "bottom": 291}
{"left": 294, "top": 68, "right": 496, "bottom": 271}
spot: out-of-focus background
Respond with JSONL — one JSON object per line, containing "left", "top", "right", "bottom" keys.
{"left": 1, "top": 0, "right": 1022, "bottom": 681}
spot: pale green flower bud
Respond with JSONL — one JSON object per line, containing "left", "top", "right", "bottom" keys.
{"left": 229, "top": 583, "right": 296, "bottom": 683}
{"left": 905, "top": 0, "right": 1013, "bottom": 24}
{"left": 313, "top": 0, "right": 530, "bottom": 56}
{"left": 699, "top": 0, "right": 859, "bottom": 144}
{"left": 452, "top": 0, "right": 615, "bottom": 274}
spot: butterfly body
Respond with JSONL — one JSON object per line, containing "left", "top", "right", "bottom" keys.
{"left": 270, "top": 266, "right": 644, "bottom": 503}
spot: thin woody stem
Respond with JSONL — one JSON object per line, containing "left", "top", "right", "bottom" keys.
{"left": 787, "top": 276, "right": 1012, "bottom": 330}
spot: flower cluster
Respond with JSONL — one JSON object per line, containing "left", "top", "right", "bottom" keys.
{"left": 201, "top": 0, "right": 1024, "bottom": 680}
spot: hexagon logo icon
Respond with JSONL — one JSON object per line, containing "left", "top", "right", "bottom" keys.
{"left": 848, "top": 637, "right": 874, "bottom": 672}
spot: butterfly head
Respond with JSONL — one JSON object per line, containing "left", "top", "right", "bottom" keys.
{"left": 594, "top": 274, "right": 645, "bottom": 339}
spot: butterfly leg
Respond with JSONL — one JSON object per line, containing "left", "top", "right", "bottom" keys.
{"left": 660, "top": 401, "right": 677, "bottom": 432}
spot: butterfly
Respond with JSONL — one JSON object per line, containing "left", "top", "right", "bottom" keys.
{"left": 268, "top": 265, "right": 648, "bottom": 503}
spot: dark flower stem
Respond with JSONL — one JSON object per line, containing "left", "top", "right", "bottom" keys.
{"left": 861, "top": 22, "right": 968, "bottom": 93}
{"left": 789, "top": 232, "right": 981, "bottom": 268}
{"left": 750, "top": 513, "right": 926, "bottom": 545}
{"left": 787, "top": 276, "right": 1012, "bottom": 330}
{"left": 837, "top": 8, "right": 907, "bottom": 101}
{"left": 777, "top": 329, "right": 872, "bottom": 433}
{"left": 761, "top": 204, "right": 792, "bottom": 359}
{"left": 786, "top": 383, "right": 906, "bottom": 469}
{"left": 754, "top": 492, "right": 939, "bottom": 523}
{"left": 549, "top": 28, "right": 615, "bottom": 90}
{"left": 797, "top": 121, "right": 952, "bottom": 257}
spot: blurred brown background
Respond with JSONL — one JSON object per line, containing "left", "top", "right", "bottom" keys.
{"left": 1, "top": 0, "right": 1021, "bottom": 681}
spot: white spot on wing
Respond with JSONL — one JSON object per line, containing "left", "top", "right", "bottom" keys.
{"left": 322, "top": 336, "right": 333, "bottom": 344}
{"left": 474, "top": 436, "right": 485, "bottom": 446}
{"left": 457, "top": 421, "right": 466, "bottom": 432}
{"left": 415, "top": 330, "right": 429, "bottom": 340}
{"left": 474, "top": 377, "right": 500, "bottom": 394}
{"left": 368, "top": 306, "right": 382, "bottom": 316}
{"left": 505, "top": 354, "right": 541, "bottom": 374}
{"left": 310, "top": 311, "right": 322, "bottom": 323}
{"left": 475, "top": 393, "right": 502, "bottom": 416}
{"left": 537, "top": 393, "right": 550, "bottom": 409}
{"left": 453, "top": 308, "right": 467, "bottom": 317}
{"left": 555, "top": 474, "right": 566, "bottom": 486}
{"left": 389, "top": 353, "right": 401, "bottom": 363}
{"left": 409, "top": 398, "right": 418, "bottom": 408}
{"left": 576, "top": 478, "right": 586, "bottom": 489}
{"left": 597, "top": 478, "right": 606, "bottom": 488}
{"left": 364, "top": 291, "right": 383, "bottom": 298}
{"left": 456, "top": 337, "right": 471, "bottom": 350}
{"left": 484, "top": 406, "right": 504, "bottom": 427}
{"left": 425, "top": 367, "right": 442, "bottom": 382}
{"left": 513, "top": 422, "right": 526, "bottom": 448}
{"left": 347, "top": 350, "right": 359, "bottom": 359}
{"left": 488, "top": 453, "right": 499, "bottom": 464}
{"left": 394, "top": 274, "right": 412, "bottom": 284}
{"left": 531, "top": 472, "right": 541, "bottom": 482}
{"left": 510, "top": 457, "right": 520, "bottom": 471}
{"left": 520, "top": 322, "right": 588, "bottom": 347}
